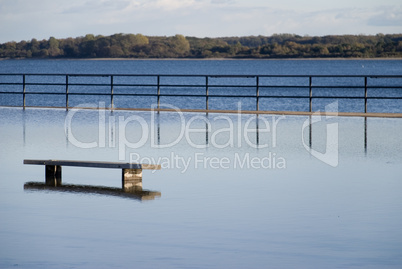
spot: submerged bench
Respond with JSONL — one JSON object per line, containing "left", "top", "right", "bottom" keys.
{"left": 23, "top": 159, "right": 161, "bottom": 191}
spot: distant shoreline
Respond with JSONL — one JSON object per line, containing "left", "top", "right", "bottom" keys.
{"left": 83, "top": 57, "right": 402, "bottom": 61}
{"left": 3, "top": 34, "right": 402, "bottom": 59}
{"left": 2, "top": 57, "right": 402, "bottom": 61}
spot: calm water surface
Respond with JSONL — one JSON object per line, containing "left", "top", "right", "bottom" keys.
{"left": 0, "top": 60, "right": 402, "bottom": 268}
{"left": 0, "top": 59, "right": 401, "bottom": 75}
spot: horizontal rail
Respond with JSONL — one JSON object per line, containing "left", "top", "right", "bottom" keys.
{"left": 1, "top": 73, "right": 401, "bottom": 114}
{"left": 1, "top": 83, "right": 401, "bottom": 89}
{"left": 3, "top": 92, "right": 400, "bottom": 99}
{"left": 1, "top": 73, "right": 402, "bottom": 78}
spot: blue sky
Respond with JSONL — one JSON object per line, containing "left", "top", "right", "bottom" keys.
{"left": 0, "top": 0, "right": 401, "bottom": 43}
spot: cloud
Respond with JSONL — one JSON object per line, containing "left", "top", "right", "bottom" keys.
{"left": 367, "top": 6, "right": 402, "bottom": 26}
{"left": 61, "top": 0, "right": 133, "bottom": 14}
{"left": 0, "top": 1, "right": 401, "bottom": 43}
{"left": 211, "top": 0, "right": 235, "bottom": 5}
{"left": 137, "top": 0, "right": 205, "bottom": 10}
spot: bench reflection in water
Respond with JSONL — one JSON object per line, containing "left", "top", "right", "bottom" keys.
{"left": 24, "top": 182, "right": 161, "bottom": 201}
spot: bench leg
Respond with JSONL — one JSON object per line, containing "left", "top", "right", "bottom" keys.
{"left": 45, "top": 165, "right": 62, "bottom": 186}
{"left": 122, "top": 168, "right": 142, "bottom": 191}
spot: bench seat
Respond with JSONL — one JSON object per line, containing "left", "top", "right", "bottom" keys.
{"left": 23, "top": 159, "right": 161, "bottom": 191}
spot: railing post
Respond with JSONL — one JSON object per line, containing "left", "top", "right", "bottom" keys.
{"left": 111, "top": 75, "right": 114, "bottom": 110}
{"left": 256, "top": 76, "right": 259, "bottom": 111}
{"left": 157, "top": 75, "right": 160, "bottom": 111}
{"left": 23, "top": 74, "right": 26, "bottom": 109}
{"left": 309, "top": 115, "right": 312, "bottom": 148}
{"left": 364, "top": 76, "right": 368, "bottom": 114}
{"left": 309, "top": 76, "right": 312, "bottom": 113}
{"left": 364, "top": 117, "right": 367, "bottom": 154}
{"left": 206, "top": 76, "right": 209, "bottom": 111}
{"left": 65, "top": 75, "right": 69, "bottom": 110}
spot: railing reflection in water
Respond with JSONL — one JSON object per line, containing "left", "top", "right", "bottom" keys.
{"left": 152, "top": 113, "right": 370, "bottom": 153}
{"left": 21, "top": 111, "right": 370, "bottom": 155}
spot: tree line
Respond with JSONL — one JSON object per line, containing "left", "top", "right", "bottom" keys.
{"left": 1, "top": 33, "right": 402, "bottom": 59}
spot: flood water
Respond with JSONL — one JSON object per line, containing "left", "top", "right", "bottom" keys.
{"left": 1, "top": 60, "right": 402, "bottom": 268}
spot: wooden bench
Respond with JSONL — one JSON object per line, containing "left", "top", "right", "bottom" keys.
{"left": 23, "top": 159, "right": 161, "bottom": 191}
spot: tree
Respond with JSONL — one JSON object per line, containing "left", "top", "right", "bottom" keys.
{"left": 48, "top": 37, "right": 61, "bottom": 57}
{"left": 83, "top": 34, "right": 95, "bottom": 42}
{"left": 4, "top": 42, "right": 17, "bottom": 58}
{"left": 30, "top": 38, "right": 40, "bottom": 56}
{"left": 80, "top": 39, "right": 96, "bottom": 57}
{"left": 170, "top": 34, "right": 190, "bottom": 57}
{"left": 60, "top": 38, "right": 78, "bottom": 57}
{"left": 94, "top": 37, "right": 111, "bottom": 57}
{"left": 128, "top": 34, "right": 149, "bottom": 46}
{"left": 109, "top": 45, "right": 124, "bottom": 57}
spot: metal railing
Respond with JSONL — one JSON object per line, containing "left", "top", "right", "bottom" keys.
{"left": 1, "top": 73, "right": 401, "bottom": 114}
